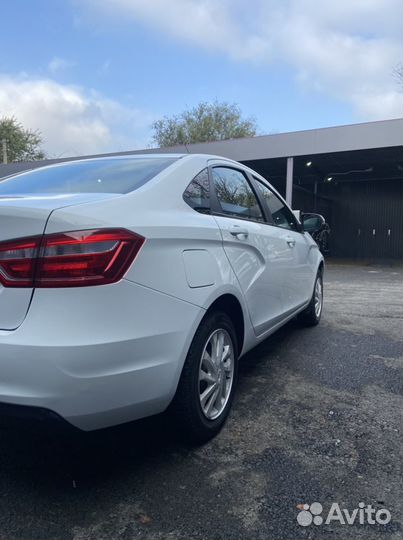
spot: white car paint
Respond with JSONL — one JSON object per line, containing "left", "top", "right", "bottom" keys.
{"left": 0, "top": 154, "right": 323, "bottom": 430}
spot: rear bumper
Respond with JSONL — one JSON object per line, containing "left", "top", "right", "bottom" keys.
{"left": 0, "top": 279, "right": 203, "bottom": 430}
{"left": 0, "top": 401, "right": 77, "bottom": 433}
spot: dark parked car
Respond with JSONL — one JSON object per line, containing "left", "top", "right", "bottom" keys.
{"left": 301, "top": 213, "right": 331, "bottom": 255}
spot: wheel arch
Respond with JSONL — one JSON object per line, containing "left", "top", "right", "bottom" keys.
{"left": 204, "top": 293, "right": 245, "bottom": 355}
{"left": 318, "top": 259, "right": 325, "bottom": 275}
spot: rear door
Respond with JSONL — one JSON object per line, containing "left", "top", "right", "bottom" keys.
{"left": 252, "top": 177, "right": 313, "bottom": 311}
{"left": 210, "top": 165, "right": 286, "bottom": 336}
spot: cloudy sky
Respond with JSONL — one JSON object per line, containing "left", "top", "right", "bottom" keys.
{"left": 0, "top": 0, "right": 402, "bottom": 157}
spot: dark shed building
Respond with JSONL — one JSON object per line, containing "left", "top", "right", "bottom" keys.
{"left": 1, "top": 118, "right": 402, "bottom": 260}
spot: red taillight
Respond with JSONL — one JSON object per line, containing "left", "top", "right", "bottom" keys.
{"left": 0, "top": 238, "right": 40, "bottom": 287}
{"left": 0, "top": 229, "right": 144, "bottom": 288}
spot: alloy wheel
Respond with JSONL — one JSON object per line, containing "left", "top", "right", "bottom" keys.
{"left": 198, "top": 329, "right": 235, "bottom": 420}
{"left": 314, "top": 277, "right": 323, "bottom": 318}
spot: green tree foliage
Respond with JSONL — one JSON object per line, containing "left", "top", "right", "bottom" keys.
{"left": 0, "top": 116, "right": 45, "bottom": 163}
{"left": 151, "top": 101, "right": 257, "bottom": 147}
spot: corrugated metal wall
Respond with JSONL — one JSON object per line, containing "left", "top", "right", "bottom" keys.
{"left": 293, "top": 179, "right": 403, "bottom": 259}
{"left": 326, "top": 180, "right": 403, "bottom": 259}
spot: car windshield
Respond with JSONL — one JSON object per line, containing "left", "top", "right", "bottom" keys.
{"left": 0, "top": 157, "right": 178, "bottom": 195}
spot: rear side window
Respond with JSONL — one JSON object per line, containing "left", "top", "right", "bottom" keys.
{"left": 183, "top": 168, "right": 210, "bottom": 214}
{"left": 212, "top": 167, "right": 264, "bottom": 222}
{"left": 0, "top": 157, "right": 178, "bottom": 195}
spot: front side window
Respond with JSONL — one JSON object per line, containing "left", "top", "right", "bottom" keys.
{"left": 212, "top": 167, "right": 264, "bottom": 222}
{"left": 255, "top": 179, "right": 298, "bottom": 230}
{"left": 183, "top": 168, "right": 210, "bottom": 214}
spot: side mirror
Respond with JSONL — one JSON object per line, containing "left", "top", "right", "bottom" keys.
{"left": 301, "top": 213, "right": 325, "bottom": 233}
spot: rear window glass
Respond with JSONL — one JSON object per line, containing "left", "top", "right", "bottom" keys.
{"left": 0, "top": 157, "right": 178, "bottom": 195}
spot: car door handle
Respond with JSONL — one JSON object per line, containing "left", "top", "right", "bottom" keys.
{"left": 229, "top": 226, "right": 249, "bottom": 238}
{"left": 285, "top": 236, "right": 296, "bottom": 247}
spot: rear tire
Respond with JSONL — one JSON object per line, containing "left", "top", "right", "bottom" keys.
{"left": 299, "top": 271, "right": 323, "bottom": 327}
{"left": 171, "top": 311, "right": 238, "bottom": 445}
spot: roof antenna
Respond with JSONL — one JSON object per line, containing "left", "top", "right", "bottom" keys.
{"left": 184, "top": 143, "right": 190, "bottom": 154}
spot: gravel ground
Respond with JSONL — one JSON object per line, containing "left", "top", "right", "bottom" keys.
{"left": 0, "top": 262, "right": 402, "bottom": 540}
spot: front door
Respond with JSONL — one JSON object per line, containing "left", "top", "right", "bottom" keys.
{"left": 252, "top": 177, "right": 313, "bottom": 312}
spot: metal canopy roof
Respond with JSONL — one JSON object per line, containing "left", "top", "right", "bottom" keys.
{"left": 245, "top": 146, "right": 403, "bottom": 187}
{"left": 0, "top": 118, "right": 402, "bottom": 180}
{"left": 146, "top": 118, "right": 403, "bottom": 161}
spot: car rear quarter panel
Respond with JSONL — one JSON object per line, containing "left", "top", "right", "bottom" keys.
{"left": 44, "top": 156, "right": 249, "bottom": 311}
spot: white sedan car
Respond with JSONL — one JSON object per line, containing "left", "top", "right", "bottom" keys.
{"left": 0, "top": 154, "right": 323, "bottom": 442}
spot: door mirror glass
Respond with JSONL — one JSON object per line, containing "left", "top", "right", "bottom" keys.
{"left": 301, "top": 213, "right": 325, "bottom": 233}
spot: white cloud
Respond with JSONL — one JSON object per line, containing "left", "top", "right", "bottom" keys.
{"left": 48, "top": 56, "right": 76, "bottom": 74}
{"left": 82, "top": 0, "right": 403, "bottom": 121}
{"left": 81, "top": 0, "right": 269, "bottom": 61}
{"left": 0, "top": 74, "right": 153, "bottom": 157}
